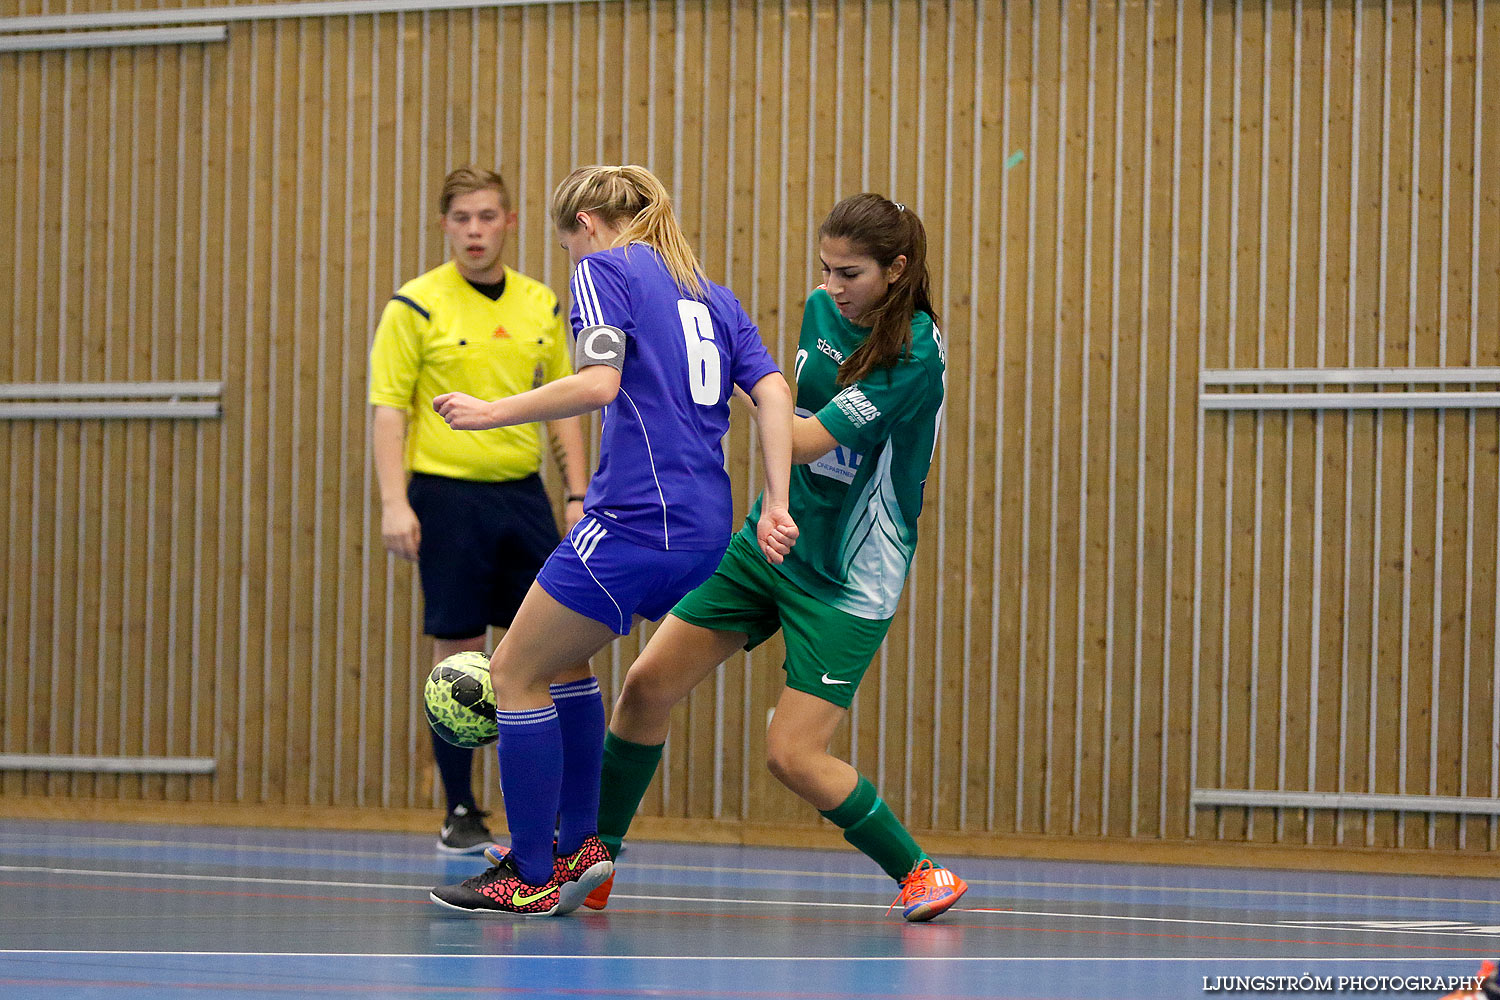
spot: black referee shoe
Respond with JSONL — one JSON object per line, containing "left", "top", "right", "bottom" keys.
{"left": 437, "top": 804, "right": 495, "bottom": 855}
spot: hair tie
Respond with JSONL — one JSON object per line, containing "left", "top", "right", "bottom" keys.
{"left": 893, "top": 202, "right": 905, "bottom": 213}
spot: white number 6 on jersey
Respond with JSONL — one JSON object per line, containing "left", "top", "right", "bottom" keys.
{"left": 678, "top": 299, "right": 722, "bottom": 406}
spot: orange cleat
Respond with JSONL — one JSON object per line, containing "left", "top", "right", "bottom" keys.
{"left": 581, "top": 872, "right": 613, "bottom": 910}
{"left": 888, "top": 858, "right": 967, "bottom": 922}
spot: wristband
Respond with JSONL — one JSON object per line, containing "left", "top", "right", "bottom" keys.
{"left": 566, "top": 494, "right": 586, "bottom": 503}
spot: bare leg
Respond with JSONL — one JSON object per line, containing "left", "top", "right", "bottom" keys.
{"left": 487, "top": 582, "right": 621, "bottom": 707}
{"left": 763, "top": 687, "right": 858, "bottom": 811}
{"left": 765, "top": 687, "right": 944, "bottom": 903}
{"left": 609, "top": 614, "right": 748, "bottom": 744}
{"left": 591, "top": 615, "right": 748, "bottom": 861}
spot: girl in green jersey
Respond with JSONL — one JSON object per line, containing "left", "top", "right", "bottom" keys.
{"left": 511, "top": 193, "right": 966, "bottom": 921}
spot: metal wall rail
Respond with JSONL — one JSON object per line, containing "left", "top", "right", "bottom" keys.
{"left": 0, "top": 0, "right": 602, "bottom": 34}
{"left": 1203, "top": 366, "right": 1500, "bottom": 386}
{"left": 0, "top": 754, "right": 217, "bottom": 775}
{"left": 0, "top": 382, "right": 224, "bottom": 419}
{"left": 0, "top": 25, "right": 226, "bottom": 51}
{"left": 1200, "top": 367, "right": 1500, "bottom": 411}
{"left": 1193, "top": 788, "right": 1500, "bottom": 817}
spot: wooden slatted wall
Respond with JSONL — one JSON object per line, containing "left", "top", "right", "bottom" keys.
{"left": 2, "top": 0, "right": 1498, "bottom": 858}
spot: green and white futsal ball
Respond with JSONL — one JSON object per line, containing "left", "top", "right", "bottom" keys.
{"left": 423, "top": 650, "right": 498, "bottom": 748}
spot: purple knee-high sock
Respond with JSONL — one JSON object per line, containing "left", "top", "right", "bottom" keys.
{"left": 549, "top": 677, "right": 605, "bottom": 856}
{"left": 495, "top": 704, "right": 563, "bottom": 886}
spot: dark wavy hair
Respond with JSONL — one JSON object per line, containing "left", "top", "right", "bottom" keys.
{"left": 819, "top": 193, "right": 937, "bottom": 386}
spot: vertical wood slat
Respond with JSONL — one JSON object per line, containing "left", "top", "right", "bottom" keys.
{"left": 1161, "top": 0, "right": 1196, "bottom": 842}
{"left": 0, "top": 0, "right": 1496, "bottom": 859}
{"left": 0, "top": 34, "right": 16, "bottom": 793}
{"left": 1477, "top": 1, "right": 1499, "bottom": 853}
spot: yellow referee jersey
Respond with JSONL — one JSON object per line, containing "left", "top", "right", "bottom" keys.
{"left": 368, "top": 261, "right": 572, "bottom": 482}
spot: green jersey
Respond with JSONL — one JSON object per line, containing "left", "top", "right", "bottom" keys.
{"left": 746, "top": 287, "right": 946, "bottom": 619}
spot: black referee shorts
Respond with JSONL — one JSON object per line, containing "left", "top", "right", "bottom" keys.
{"left": 407, "top": 472, "right": 561, "bottom": 640}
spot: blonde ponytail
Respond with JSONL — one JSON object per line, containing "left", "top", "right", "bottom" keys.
{"left": 550, "top": 165, "right": 707, "bottom": 296}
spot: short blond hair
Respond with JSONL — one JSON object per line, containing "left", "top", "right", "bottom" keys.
{"left": 439, "top": 165, "right": 511, "bottom": 215}
{"left": 550, "top": 165, "right": 706, "bottom": 296}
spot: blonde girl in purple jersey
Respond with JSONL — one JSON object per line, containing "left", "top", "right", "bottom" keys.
{"left": 427, "top": 165, "right": 797, "bottom": 917}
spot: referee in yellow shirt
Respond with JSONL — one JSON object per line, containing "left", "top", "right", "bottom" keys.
{"left": 369, "top": 166, "right": 589, "bottom": 853}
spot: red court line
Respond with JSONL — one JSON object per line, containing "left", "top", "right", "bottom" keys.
{"left": 1, "top": 877, "right": 919, "bottom": 928}
{"left": 602, "top": 906, "right": 929, "bottom": 930}
{"left": 631, "top": 908, "right": 1487, "bottom": 953}
{"left": 988, "top": 922, "right": 1487, "bottom": 954}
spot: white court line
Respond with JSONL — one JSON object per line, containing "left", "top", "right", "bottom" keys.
{"left": 1, "top": 862, "right": 894, "bottom": 905}
{"left": 608, "top": 899, "right": 1500, "bottom": 941}
{"left": 2, "top": 841, "right": 1499, "bottom": 906}
{"left": 4, "top": 864, "right": 1500, "bottom": 941}
{"left": 0, "top": 952, "right": 1488, "bottom": 962}
{"left": 0, "top": 864, "right": 425, "bottom": 893}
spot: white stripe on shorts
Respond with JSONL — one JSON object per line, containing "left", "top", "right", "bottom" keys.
{"left": 570, "top": 518, "right": 607, "bottom": 563}
{"left": 564, "top": 516, "right": 625, "bottom": 633}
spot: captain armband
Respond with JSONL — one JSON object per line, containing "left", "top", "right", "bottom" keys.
{"left": 574, "top": 325, "right": 627, "bottom": 371}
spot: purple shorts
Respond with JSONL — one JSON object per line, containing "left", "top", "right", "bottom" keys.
{"left": 535, "top": 516, "right": 725, "bottom": 635}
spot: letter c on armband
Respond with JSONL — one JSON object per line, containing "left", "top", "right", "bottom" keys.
{"left": 582, "top": 327, "right": 623, "bottom": 361}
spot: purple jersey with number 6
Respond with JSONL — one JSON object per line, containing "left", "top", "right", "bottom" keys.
{"left": 567, "top": 243, "right": 779, "bottom": 551}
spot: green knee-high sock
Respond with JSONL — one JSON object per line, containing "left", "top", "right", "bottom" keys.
{"left": 819, "top": 775, "right": 927, "bottom": 881}
{"left": 596, "top": 730, "right": 665, "bottom": 859}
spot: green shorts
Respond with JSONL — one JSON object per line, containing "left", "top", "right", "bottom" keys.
{"left": 669, "top": 530, "right": 893, "bottom": 709}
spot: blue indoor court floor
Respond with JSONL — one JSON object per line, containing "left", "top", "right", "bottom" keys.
{"left": 0, "top": 818, "right": 1495, "bottom": 999}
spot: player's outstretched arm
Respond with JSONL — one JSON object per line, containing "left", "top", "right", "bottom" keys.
{"left": 789, "top": 413, "right": 839, "bottom": 465}
{"left": 747, "top": 372, "right": 798, "bottom": 564}
{"left": 734, "top": 387, "right": 839, "bottom": 467}
{"left": 433, "top": 364, "right": 621, "bottom": 430}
